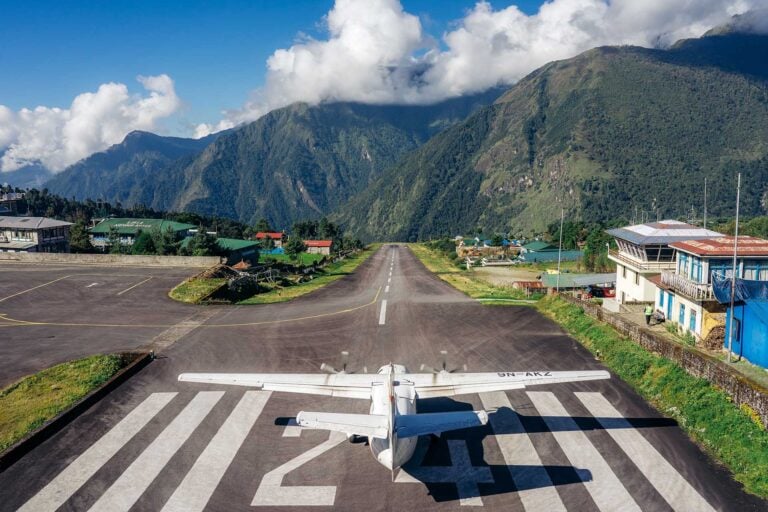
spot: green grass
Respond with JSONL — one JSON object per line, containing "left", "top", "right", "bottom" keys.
{"left": 537, "top": 295, "right": 768, "bottom": 498}
{"left": 0, "top": 354, "right": 127, "bottom": 452}
{"left": 409, "top": 243, "right": 536, "bottom": 302}
{"left": 260, "top": 253, "right": 326, "bottom": 265}
{"left": 239, "top": 245, "right": 380, "bottom": 304}
{"left": 169, "top": 278, "right": 227, "bottom": 304}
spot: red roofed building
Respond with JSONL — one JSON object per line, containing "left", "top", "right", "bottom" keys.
{"left": 655, "top": 236, "right": 768, "bottom": 344}
{"left": 255, "top": 232, "right": 284, "bottom": 248}
{"left": 305, "top": 240, "right": 333, "bottom": 255}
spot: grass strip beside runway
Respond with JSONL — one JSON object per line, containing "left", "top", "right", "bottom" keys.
{"left": 537, "top": 295, "right": 768, "bottom": 498}
{"left": 169, "top": 278, "right": 227, "bottom": 304}
{"left": 239, "top": 244, "right": 380, "bottom": 304}
{"left": 0, "top": 355, "right": 128, "bottom": 452}
{"left": 409, "top": 244, "right": 538, "bottom": 301}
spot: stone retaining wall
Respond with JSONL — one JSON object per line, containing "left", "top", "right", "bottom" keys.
{"left": 0, "top": 252, "right": 222, "bottom": 267}
{"left": 561, "top": 295, "right": 768, "bottom": 428}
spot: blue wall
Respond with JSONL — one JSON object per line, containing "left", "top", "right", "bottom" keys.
{"left": 725, "top": 301, "right": 768, "bottom": 369}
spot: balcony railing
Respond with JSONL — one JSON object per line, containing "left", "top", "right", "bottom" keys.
{"left": 608, "top": 250, "right": 675, "bottom": 272}
{"left": 661, "top": 271, "right": 714, "bottom": 301}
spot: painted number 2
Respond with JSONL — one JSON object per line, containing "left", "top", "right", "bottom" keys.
{"left": 251, "top": 430, "right": 346, "bottom": 506}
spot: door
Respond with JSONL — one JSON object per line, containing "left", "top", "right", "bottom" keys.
{"left": 666, "top": 293, "right": 673, "bottom": 319}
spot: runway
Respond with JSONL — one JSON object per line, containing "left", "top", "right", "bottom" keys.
{"left": 0, "top": 245, "right": 764, "bottom": 511}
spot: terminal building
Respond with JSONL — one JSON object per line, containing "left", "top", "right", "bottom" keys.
{"left": 606, "top": 220, "right": 721, "bottom": 304}
{"left": 0, "top": 216, "right": 72, "bottom": 253}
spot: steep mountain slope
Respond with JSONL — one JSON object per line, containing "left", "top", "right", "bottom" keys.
{"left": 0, "top": 163, "right": 53, "bottom": 189}
{"left": 140, "top": 91, "right": 501, "bottom": 229}
{"left": 45, "top": 131, "right": 220, "bottom": 204}
{"left": 335, "top": 32, "right": 768, "bottom": 241}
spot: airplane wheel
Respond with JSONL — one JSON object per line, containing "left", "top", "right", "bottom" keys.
{"left": 348, "top": 434, "right": 360, "bottom": 443}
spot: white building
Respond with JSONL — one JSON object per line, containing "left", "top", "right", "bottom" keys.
{"left": 0, "top": 216, "right": 72, "bottom": 253}
{"left": 606, "top": 220, "right": 721, "bottom": 304}
{"left": 655, "top": 236, "right": 768, "bottom": 341}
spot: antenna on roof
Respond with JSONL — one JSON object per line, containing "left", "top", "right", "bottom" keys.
{"left": 703, "top": 177, "right": 708, "bottom": 230}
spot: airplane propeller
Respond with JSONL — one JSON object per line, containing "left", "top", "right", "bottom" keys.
{"left": 420, "top": 350, "right": 467, "bottom": 374}
{"left": 321, "top": 351, "right": 367, "bottom": 374}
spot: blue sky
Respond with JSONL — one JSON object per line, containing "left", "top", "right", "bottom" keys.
{"left": 1, "top": 0, "right": 754, "bottom": 172}
{"left": 0, "top": 1, "right": 541, "bottom": 129}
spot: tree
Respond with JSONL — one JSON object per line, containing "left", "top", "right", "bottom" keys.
{"left": 151, "top": 226, "right": 178, "bottom": 256}
{"left": 131, "top": 230, "right": 156, "bottom": 255}
{"left": 490, "top": 234, "right": 504, "bottom": 247}
{"left": 181, "top": 230, "right": 220, "bottom": 256}
{"left": 582, "top": 226, "right": 614, "bottom": 272}
{"left": 292, "top": 220, "right": 318, "bottom": 239}
{"left": 255, "top": 218, "right": 273, "bottom": 233}
{"left": 69, "top": 220, "right": 93, "bottom": 253}
{"left": 284, "top": 237, "right": 307, "bottom": 261}
{"left": 107, "top": 226, "right": 123, "bottom": 254}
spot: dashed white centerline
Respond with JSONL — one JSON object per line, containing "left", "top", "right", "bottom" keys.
{"left": 385, "top": 286, "right": 390, "bottom": 293}
{"left": 379, "top": 300, "right": 387, "bottom": 325}
{"left": 387, "top": 277, "right": 391, "bottom": 284}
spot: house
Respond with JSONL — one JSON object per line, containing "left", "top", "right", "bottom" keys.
{"left": 255, "top": 232, "right": 284, "bottom": 248}
{"left": 518, "top": 240, "right": 583, "bottom": 263}
{"left": 655, "top": 236, "right": 768, "bottom": 344}
{"left": 215, "top": 238, "right": 261, "bottom": 265}
{"left": 305, "top": 240, "right": 333, "bottom": 255}
{"left": 606, "top": 220, "right": 721, "bottom": 304}
{"left": 0, "top": 216, "right": 72, "bottom": 253}
{"left": 89, "top": 218, "right": 195, "bottom": 249}
{"left": 713, "top": 273, "right": 768, "bottom": 369}
{"left": 0, "top": 192, "right": 25, "bottom": 215}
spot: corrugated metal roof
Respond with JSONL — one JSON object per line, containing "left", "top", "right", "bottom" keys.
{"left": 216, "top": 238, "right": 261, "bottom": 251}
{"left": 90, "top": 218, "right": 194, "bottom": 235}
{"left": 606, "top": 219, "right": 722, "bottom": 245}
{"left": 256, "top": 232, "right": 283, "bottom": 239}
{"left": 542, "top": 273, "right": 616, "bottom": 288}
{"left": 0, "top": 216, "right": 72, "bottom": 229}
{"left": 670, "top": 236, "right": 768, "bottom": 257}
{"left": 305, "top": 240, "right": 332, "bottom": 247}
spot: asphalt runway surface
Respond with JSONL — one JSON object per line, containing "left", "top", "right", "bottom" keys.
{"left": 0, "top": 246, "right": 765, "bottom": 511}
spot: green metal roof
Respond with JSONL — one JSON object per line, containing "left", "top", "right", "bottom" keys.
{"left": 541, "top": 273, "right": 616, "bottom": 288}
{"left": 523, "top": 241, "right": 558, "bottom": 252}
{"left": 215, "top": 238, "right": 260, "bottom": 251}
{"left": 90, "top": 218, "right": 195, "bottom": 235}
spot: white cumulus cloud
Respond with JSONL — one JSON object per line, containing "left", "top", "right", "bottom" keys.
{"left": 197, "top": 0, "right": 768, "bottom": 136}
{"left": 0, "top": 74, "right": 181, "bottom": 172}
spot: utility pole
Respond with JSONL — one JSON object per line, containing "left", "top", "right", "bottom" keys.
{"left": 727, "top": 173, "right": 741, "bottom": 363}
{"left": 703, "top": 177, "right": 708, "bottom": 230}
{"left": 556, "top": 208, "right": 564, "bottom": 293}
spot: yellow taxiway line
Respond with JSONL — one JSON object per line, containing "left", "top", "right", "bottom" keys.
{"left": 0, "top": 286, "right": 382, "bottom": 329}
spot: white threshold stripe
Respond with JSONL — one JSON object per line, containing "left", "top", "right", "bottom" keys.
{"left": 89, "top": 391, "right": 224, "bottom": 512}
{"left": 162, "top": 391, "right": 271, "bottom": 512}
{"left": 18, "top": 393, "right": 177, "bottom": 512}
{"left": 575, "top": 392, "right": 715, "bottom": 512}
{"left": 479, "top": 392, "right": 566, "bottom": 512}
{"left": 527, "top": 391, "right": 641, "bottom": 512}
{"left": 379, "top": 300, "right": 388, "bottom": 325}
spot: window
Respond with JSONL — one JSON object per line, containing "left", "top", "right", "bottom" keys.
{"left": 679, "top": 303, "right": 686, "bottom": 326}
{"left": 622, "top": 265, "right": 626, "bottom": 279}
{"left": 659, "top": 291, "right": 665, "bottom": 308}
{"left": 689, "top": 309, "right": 697, "bottom": 332}
{"left": 635, "top": 272, "right": 639, "bottom": 285}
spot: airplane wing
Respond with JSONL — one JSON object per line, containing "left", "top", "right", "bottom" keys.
{"left": 297, "top": 412, "right": 389, "bottom": 439}
{"left": 405, "top": 370, "right": 610, "bottom": 398}
{"left": 395, "top": 410, "right": 488, "bottom": 438}
{"left": 178, "top": 372, "right": 382, "bottom": 399}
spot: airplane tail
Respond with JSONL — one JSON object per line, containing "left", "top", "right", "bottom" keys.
{"left": 296, "top": 411, "right": 389, "bottom": 439}
{"left": 394, "top": 410, "right": 489, "bottom": 438}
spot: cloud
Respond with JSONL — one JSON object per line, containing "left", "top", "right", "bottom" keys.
{"left": 0, "top": 74, "right": 181, "bottom": 172}
{"left": 197, "top": 0, "right": 767, "bottom": 136}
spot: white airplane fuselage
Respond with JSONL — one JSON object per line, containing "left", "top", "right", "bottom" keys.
{"left": 369, "top": 364, "right": 418, "bottom": 471}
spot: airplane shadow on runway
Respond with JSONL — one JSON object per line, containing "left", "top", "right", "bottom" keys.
{"left": 404, "top": 396, "right": 677, "bottom": 503}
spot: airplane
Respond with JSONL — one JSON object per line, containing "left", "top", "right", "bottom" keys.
{"left": 178, "top": 358, "right": 609, "bottom": 478}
